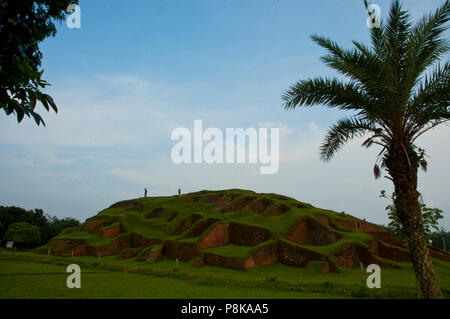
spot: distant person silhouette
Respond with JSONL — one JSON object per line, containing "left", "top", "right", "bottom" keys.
{"left": 178, "top": 188, "right": 181, "bottom": 196}
{"left": 144, "top": 188, "right": 148, "bottom": 198}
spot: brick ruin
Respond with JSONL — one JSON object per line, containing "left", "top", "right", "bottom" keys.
{"left": 36, "top": 191, "right": 450, "bottom": 273}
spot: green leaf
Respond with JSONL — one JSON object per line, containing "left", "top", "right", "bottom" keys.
{"left": 44, "top": 94, "right": 58, "bottom": 113}
{"left": 40, "top": 96, "right": 50, "bottom": 111}
{"left": 373, "top": 164, "right": 381, "bottom": 179}
{"left": 420, "top": 159, "right": 428, "bottom": 172}
{"left": 29, "top": 92, "right": 37, "bottom": 109}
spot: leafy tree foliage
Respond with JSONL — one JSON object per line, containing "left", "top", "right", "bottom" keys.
{"left": 0, "top": 0, "right": 78, "bottom": 125}
{"left": 3, "top": 221, "right": 41, "bottom": 248}
{"left": 39, "top": 214, "right": 79, "bottom": 244}
{"left": 380, "top": 190, "right": 443, "bottom": 241}
{"left": 0, "top": 205, "right": 80, "bottom": 246}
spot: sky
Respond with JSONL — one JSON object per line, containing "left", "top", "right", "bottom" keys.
{"left": 1, "top": 0, "right": 449, "bottom": 230}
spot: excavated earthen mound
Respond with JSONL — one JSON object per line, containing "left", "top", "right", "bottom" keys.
{"left": 287, "top": 217, "right": 341, "bottom": 246}
{"left": 247, "top": 197, "right": 274, "bottom": 214}
{"left": 37, "top": 189, "right": 450, "bottom": 272}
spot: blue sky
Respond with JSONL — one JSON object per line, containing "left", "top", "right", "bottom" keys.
{"left": 1, "top": 0, "right": 450, "bottom": 231}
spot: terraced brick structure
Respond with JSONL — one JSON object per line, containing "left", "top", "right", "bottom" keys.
{"left": 36, "top": 189, "right": 450, "bottom": 272}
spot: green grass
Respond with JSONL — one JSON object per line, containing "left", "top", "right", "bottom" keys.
{"left": 1, "top": 249, "right": 449, "bottom": 299}
{"left": 0, "top": 251, "right": 345, "bottom": 299}
{"left": 56, "top": 231, "right": 114, "bottom": 247}
{"left": 201, "top": 243, "right": 263, "bottom": 258}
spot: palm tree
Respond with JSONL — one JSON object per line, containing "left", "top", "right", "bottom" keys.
{"left": 282, "top": 0, "right": 449, "bottom": 299}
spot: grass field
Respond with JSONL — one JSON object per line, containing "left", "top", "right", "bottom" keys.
{"left": 1, "top": 249, "right": 450, "bottom": 299}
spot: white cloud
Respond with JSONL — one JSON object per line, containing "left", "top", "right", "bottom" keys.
{"left": 105, "top": 117, "right": 450, "bottom": 229}
{"left": 108, "top": 168, "right": 156, "bottom": 187}
{"left": 1, "top": 71, "right": 449, "bottom": 229}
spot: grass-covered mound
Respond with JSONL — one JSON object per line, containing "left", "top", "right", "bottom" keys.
{"left": 36, "top": 189, "right": 450, "bottom": 272}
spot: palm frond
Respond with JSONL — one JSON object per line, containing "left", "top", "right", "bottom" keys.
{"left": 364, "top": 0, "right": 387, "bottom": 60}
{"left": 311, "top": 35, "right": 389, "bottom": 95}
{"left": 404, "top": 0, "right": 450, "bottom": 92}
{"left": 320, "top": 117, "right": 380, "bottom": 161}
{"left": 282, "top": 77, "right": 375, "bottom": 112}
{"left": 407, "top": 61, "right": 450, "bottom": 139}
{"left": 383, "top": 0, "right": 411, "bottom": 106}
{"left": 282, "top": 0, "right": 449, "bottom": 177}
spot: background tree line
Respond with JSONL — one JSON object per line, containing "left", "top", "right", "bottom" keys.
{"left": 0, "top": 205, "right": 80, "bottom": 248}
{"left": 384, "top": 223, "right": 450, "bottom": 252}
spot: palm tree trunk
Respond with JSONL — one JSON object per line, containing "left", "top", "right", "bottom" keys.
{"left": 386, "top": 144, "right": 443, "bottom": 299}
